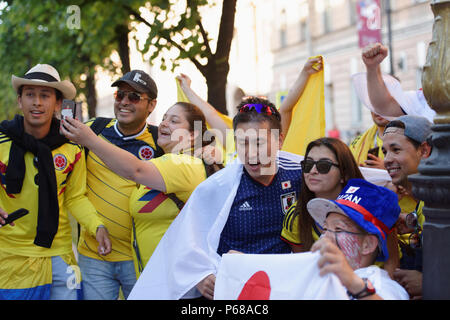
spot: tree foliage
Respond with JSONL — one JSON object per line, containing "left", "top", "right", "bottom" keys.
{"left": 0, "top": 0, "right": 131, "bottom": 119}
{"left": 124, "top": 0, "right": 237, "bottom": 114}
{"left": 0, "top": 0, "right": 236, "bottom": 119}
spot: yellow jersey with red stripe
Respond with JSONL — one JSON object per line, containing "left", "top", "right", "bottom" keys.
{"left": 78, "top": 119, "right": 159, "bottom": 262}
{"left": 129, "top": 153, "right": 207, "bottom": 276}
{"left": 281, "top": 201, "right": 321, "bottom": 246}
{"left": 349, "top": 124, "right": 384, "bottom": 166}
{"left": 0, "top": 133, "right": 102, "bottom": 258}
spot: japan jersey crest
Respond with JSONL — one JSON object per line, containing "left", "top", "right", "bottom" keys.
{"left": 280, "top": 191, "right": 296, "bottom": 214}
{"left": 53, "top": 154, "right": 67, "bottom": 171}
{"left": 138, "top": 146, "right": 155, "bottom": 160}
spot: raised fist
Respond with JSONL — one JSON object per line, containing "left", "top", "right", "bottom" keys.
{"left": 362, "top": 43, "right": 388, "bottom": 68}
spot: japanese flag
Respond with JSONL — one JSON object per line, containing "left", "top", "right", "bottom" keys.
{"left": 214, "top": 252, "right": 349, "bottom": 300}
{"left": 346, "top": 186, "right": 360, "bottom": 194}
{"left": 281, "top": 180, "right": 291, "bottom": 190}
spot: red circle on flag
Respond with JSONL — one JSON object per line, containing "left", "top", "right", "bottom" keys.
{"left": 53, "top": 154, "right": 67, "bottom": 170}
{"left": 238, "top": 271, "right": 271, "bottom": 300}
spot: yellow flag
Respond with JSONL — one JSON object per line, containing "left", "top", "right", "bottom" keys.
{"left": 175, "top": 78, "right": 236, "bottom": 165}
{"left": 176, "top": 78, "right": 189, "bottom": 103}
{"left": 176, "top": 78, "right": 232, "bottom": 128}
{"left": 281, "top": 56, "right": 325, "bottom": 156}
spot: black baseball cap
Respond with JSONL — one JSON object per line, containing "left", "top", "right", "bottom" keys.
{"left": 111, "top": 70, "right": 158, "bottom": 99}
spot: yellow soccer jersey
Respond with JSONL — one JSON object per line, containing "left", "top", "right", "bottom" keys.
{"left": 0, "top": 133, "right": 103, "bottom": 258}
{"left": 129, "top": 153, "right": 207, "bottom": 276}
{"left": 398, "top": 196, "right": 424, "bottom": 247}
{"left": 78, "top": 119, "right": 160, "bottom": 262}
{"left": 281, "top": 201, "right": 320, "bottom": 246}
{"left": 349, "top": 125, "right": 384, "bottom": 166}
{"left": 151, "top": 153, "right": 207, "bottom": 202}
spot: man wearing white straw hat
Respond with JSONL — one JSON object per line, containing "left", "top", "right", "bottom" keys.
{"left": 0, "top": 64, "right": 111, "bottom": 300}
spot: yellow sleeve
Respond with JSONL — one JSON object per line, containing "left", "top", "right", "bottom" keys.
{"left": 417, "top": 201, "right": 425, "bottom": 229}
{"left": 216, "top": 111, "right": 233, "bottom": 129}
{"left": 281, "top": 202, "right": 302, "bottom": 245}
{"left": 151, "top": 154, "right": 207, "bottom": 202}
{"left": 64, "top": 146, "right": 103, "bottom": 236}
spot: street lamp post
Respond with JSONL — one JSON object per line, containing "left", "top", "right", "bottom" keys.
{"left": 409, "top": 0, "right": 450, "bottom": 299}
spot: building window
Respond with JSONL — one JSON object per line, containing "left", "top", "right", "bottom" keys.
{"left": 280, "top": 9, "right": 287, "bottom": 48}
{"left": 416, "top": 68, "right": 424, "bottom": 90}
{"left": 299, "top": 19, "right": 307, "bottom": 42}
{"left": 351, "top": 84, "right": 363, "bottom": 127}
{"left": 323, "top": 0, "right": 332, "bottom": 33}
{"left": 349, "top": 0, "right": 357, "bottom": 25}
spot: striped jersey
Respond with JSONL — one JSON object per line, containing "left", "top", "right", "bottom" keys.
{"left": 77, "top": 118, "right": 159, "bottom": 262}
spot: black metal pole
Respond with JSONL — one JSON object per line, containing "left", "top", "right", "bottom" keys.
{"left": 409, "top": 0, "right": 450, "bottom": 299}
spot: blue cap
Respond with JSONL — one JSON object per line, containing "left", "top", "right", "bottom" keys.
{"left": 307, "top": 178, "right": 400, "bottom": 261}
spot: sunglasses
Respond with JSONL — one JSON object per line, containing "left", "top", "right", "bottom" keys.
{"left": 301, "top": 159, "right": 339, "bottom": 174}
{"left": 239, "top": 104, "right": 275, "bottom": 116}
{"left": 114, "top": 90, "right": 151, "bottom": 104}
{"left": 405, "top": 210, "right": 422, "bottom": 249}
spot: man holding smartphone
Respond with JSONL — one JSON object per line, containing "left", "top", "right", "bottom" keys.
{"left": 0, "top": 64, "right": 111, "bottom": 300}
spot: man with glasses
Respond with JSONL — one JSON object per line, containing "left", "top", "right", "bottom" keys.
{"left": 309, "top": 178, "right": 408, "bottom": 299}
{"left": 0, "top": 64, "right": 111, "bottom": 299}
{"left": 77, "top": 70, "right": 163, "bottom": 300}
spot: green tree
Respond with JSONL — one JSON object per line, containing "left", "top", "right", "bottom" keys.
{"left": 0, "top": 0, "right": 131, "bottom": 119}
{"left": 123, "top": 0, "right": 237, "bottom": 114}
{"left": 0, "top": 0, "right": 237, "bottom": 119}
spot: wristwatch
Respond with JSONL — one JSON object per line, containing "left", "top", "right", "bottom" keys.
{"left": 347, "top": 278, "right": 376, "bottom": 299}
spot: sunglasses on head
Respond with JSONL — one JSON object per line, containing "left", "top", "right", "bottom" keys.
{"left": 301, "top": 159, "right": 339, "bottom": 174}
{"left": 239, "top": 104, "right": 274, "bottom": 116}
{"left": 114, "top": 90, "right": 151, "bottom": 104}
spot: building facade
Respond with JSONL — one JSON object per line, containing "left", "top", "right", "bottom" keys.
{"left": 228, "top": 0, "right": 434, "bottom": 143}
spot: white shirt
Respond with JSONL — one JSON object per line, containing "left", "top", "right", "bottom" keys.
{"left": 354, "top": 266, "right": 409, "bottom": 300}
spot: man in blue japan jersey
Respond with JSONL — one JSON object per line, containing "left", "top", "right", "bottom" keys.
{"left": 217, "top": 156, "right": 301, "bottom": 256}
{"left": 127, "top": 96, "right": 304, "bottom": 300}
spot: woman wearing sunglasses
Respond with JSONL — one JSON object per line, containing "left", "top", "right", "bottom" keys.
{"left": 282, "top": 137, "right": 399, "bottom": 277}
{"left": 61, "top": 101, "right": 223, "bottom": 277}
{"left": 282, "top": 137, "right": 364, "bottom": 252}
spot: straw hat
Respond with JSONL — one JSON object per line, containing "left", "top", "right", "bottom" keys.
{"left": 12, "top": 64, "right": 76, "bottom": 99}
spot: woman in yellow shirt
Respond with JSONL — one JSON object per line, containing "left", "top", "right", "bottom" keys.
{"left": 62, "top": 102, "right": 223, "bottom": 277}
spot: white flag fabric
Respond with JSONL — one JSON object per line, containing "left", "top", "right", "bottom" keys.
{"left": 359, "top": 166, "right": 391, "bottom": 187}
{"left": 128, "top": 151, "right": 302, "bottom": 300}
{"left": 351, "top": 72, "right": 436, "bottom": 122}
{"left": 127, "top": 150, "right": 393, "bottom": 300}
{"left": 214, "top": 252, "right": 349, "bottom": 300}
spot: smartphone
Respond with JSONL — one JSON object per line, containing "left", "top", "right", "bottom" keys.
{"left": 60, "top": 100, "right": 79, "bottom": 133}
{"left": 367, "top": 146, "right": 380, "bottom": 159}
{"left": 1, "top": 208, "right": 29, "bottom": 226}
